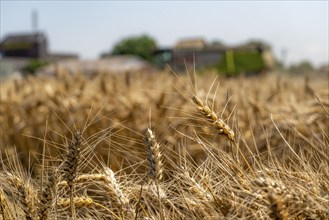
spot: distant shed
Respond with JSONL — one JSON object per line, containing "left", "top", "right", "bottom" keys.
{"left": 154, "top": 38, "right": 226, "bottom": 72}
{"left": 0, "top": 32, "right": 78, "bottom": 61}
{"left": 175, "top": 38, "right": 207, "bottom": 51}
{"left": 0, "top": 32, "right": 79, "bottom": 77}
{"left": 0, "top": 32, "right": 48, "bottom": 58}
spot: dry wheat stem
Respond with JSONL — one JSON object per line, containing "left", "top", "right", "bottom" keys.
{"left": 192, "top": 95, "right": 255, "bottom": 175}
{"left": 57, "top": 197, "right": 93, "bottom": 210}
{"left": 192, "top": 95, "right": 235, "bottom": 142}
{"left": 145, "top": 128, "right": 165, "bottom": 220}
{"left": 103, "top": 167, "right": 132, "bottom": 211}
{"left": 57, "top": 196, "right": 120, "bottom": 218}
{"left": 0, "top": 188, "right": 10, "bottom": 220}
{"left": 38, "top": 171, "right": 59, "bottom": 220}
{"left": 77, "top": 172, "right": 129, "bottom": 206}
{"left": 57, "top": 171, "right": 135, "bottom": 218}
{"left": 180, "top": 168, "right": 212, "bottom": 201}
{"left": 4, "top": 172, "right": 36, "bottom": 220}
{"left": 267, "top": 193, "right": 288, "bottom": 220}
{"left": 61, "top": 131, "right": 82, "bottom": 220}
{"left": 145, "top": 128, "right": 163, "bottom": 182}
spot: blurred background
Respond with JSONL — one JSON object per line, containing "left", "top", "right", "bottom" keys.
{"left": 0, "top": 1, "right": 328, "bottom": 77}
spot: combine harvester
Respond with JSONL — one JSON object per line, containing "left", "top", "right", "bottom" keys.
{"left": 154, "top": 38, "right": 275, "bottom": 76}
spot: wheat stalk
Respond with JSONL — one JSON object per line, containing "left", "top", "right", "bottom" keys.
{"left": 103, "top": 168, "right": 129, "bottom": 206}
{"left": 57, "top": 197, "right": 93, "bottom": 210}
{"left": 57, "top": 169, "right": 135, "bottom": 218}
{"left": 145, "top": 128, "right": 165, "bottom": 220}
{"left": 192, "top": 96, "right": 235, "bottom": 142}
{"left": 3, "top": 172, "right": 36, "bottom": 220}
{"left": 145, "top": 128, "right": 163, "bottom": 182}
{"left": 61, "top": 131, "right": 82, "bottom": 220}
{"left": 57, "top": 196, "right": 121, "bottom": 219}
{"left": 179, "top": 167, "right": 212, "bottom": 201}
{"left": 267, "top": 193, "right": 288, "bottom": 220}
{"left": 0, "top": 188, "right": 11, "bottom": 220}
{"left": 38, "top": 170, "right": 59, "bottom": 220}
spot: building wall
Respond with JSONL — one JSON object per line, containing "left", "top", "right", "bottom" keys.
{"left": 0, "top": 58, "right": 29, "bottom": 79}
{"left": 170, "top": 50, "right": 224, "bottom": 72}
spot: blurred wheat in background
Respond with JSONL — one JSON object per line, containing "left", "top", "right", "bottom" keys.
{"left": 0, "top": 69, "right": 328, "bottom": 219}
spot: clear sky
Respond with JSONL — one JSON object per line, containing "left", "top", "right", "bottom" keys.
{"left": 1, "top": 1, "right": 328, "bottom": 67}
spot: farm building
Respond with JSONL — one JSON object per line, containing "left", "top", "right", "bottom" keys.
{"left": 0, "top": 32, "right": 78, "bottom": 60}
{"left": 0, "top": 32, "right": 78, "bottom": 78}
{"left": 154, "top": 38, "right": 224, "bottom": 71}
{"left": 0, "top": 32, "right": 48, "bottom": 58}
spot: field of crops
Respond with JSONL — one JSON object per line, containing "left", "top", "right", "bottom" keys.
{"left": 0, "top": 69, "right": 328, "bottom": 219}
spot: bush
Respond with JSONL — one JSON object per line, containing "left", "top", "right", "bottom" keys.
{"left": 22, "top": 59, "right": 49, "bottom": 75}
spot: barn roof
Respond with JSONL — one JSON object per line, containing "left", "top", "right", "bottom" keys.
{"left": 175, "top": 38, "right": 206, "bottom": 50}
{"left": 0, "top": 32, "right": 47, "bottom": 46}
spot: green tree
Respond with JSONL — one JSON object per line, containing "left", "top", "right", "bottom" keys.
{"left": 111, "top": 35, "right": 157, "bottom": 62}
{"left": 289, "top": 60, "right": 314, "bottom": 73}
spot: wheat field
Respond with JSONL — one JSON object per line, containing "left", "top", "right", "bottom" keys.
{"left": 0, "top": 69, "right": 328, "bottom": 219}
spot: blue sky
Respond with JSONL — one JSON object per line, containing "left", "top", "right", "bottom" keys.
{"left": 1, "top": 1, "right": 328, "bottom": 67}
